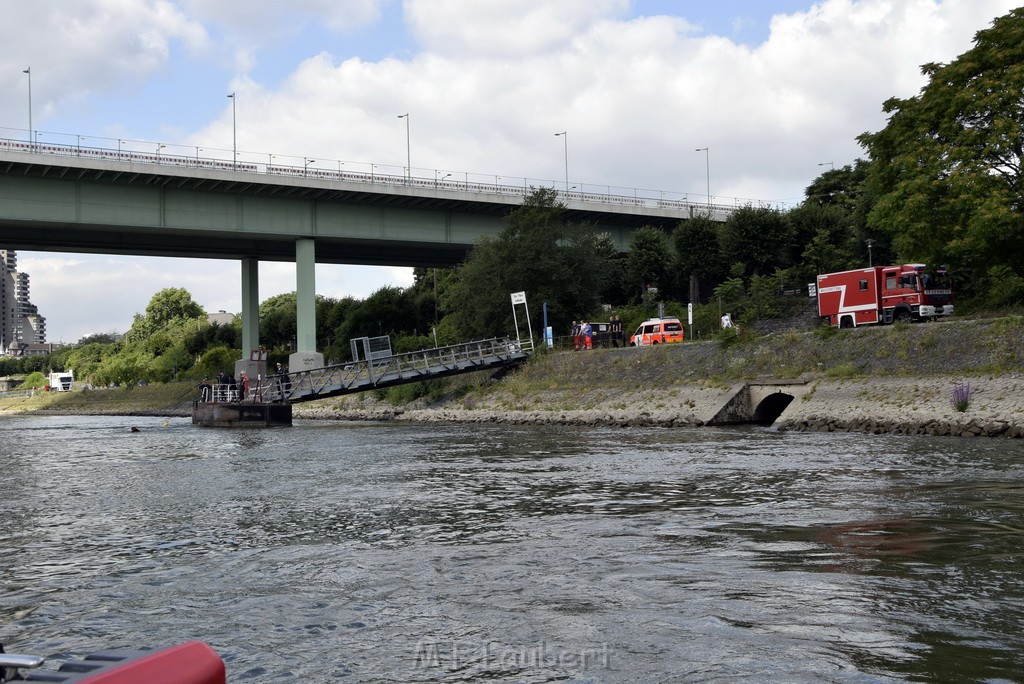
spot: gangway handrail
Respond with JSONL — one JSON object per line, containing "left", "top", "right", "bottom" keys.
{"left": 260, "top": 336, "right": 529, "bottom": 404}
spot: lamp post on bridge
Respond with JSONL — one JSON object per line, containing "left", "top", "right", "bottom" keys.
{"left": 397, "top": 113, "right": 410, "bottom": 184}
{"left": 304, "top": 158, "right": 316, "bottom": 176}
{"left": 227, "top": 92, "right": 236, "bottom": 168}
{"left": 554, "top": 131, "right": 568, "bottom": 192}
{"left": 22, "top": 67, "right": 32, "bottom": 148}
{"left": 695, "top": 147, "right": 710, "bottom": 209}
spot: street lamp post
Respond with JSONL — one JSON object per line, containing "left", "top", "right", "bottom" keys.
{"left": 695, "top": 147, "right": 710, "bottom": 207}
{"left": 397, "top": 113, "right": 410, "bottom": 183}
{"left": 156, "top": 144, "right": 166, "bottom": 162}
{"left": 227, "top": 92, "right": 236, "bottom": 168}
{"left": 23, "top": 67, "right": 32, "bottom": 148}
{"left": 865, "top": 238, "right": 875, "bottom": 267}
{"left": 818, "top": 161, "right": 834, "bottom": 170}
{"left": 555, "top": 131, "right": 568, "bottom": 191}
{"left": 304, "top": 158, "right": 316, "bottom": 176}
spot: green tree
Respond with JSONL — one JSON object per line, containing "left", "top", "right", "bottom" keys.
{"left": 443, "top": 187, "right": 613, "bottom": 339}
{"left": 18, "top": 371, "right": 47, "bottom": 389}
{"left": 321, "top": 295, "right": 362, "bottom": 361}
{"left": 126, "top": 288, "right": 205, "bottom": 342}
{"left": 673, "top": 215, "right": 721, "bottom": 303}
{"left": 803, "top": 161, "right": 868, "bottom": 210}
{"left": 624, "top": 225, "right": 673, "bottom": 300}
{"left": 64, "top": 342, "right": 116, "bottom": 382}
{"left": 194, "top": 345, "right": 239, "bottom": 380}
{"left": 858, "top": 8, "right": 1024, "bottom": 299}
{"left": 801, "top": 228, "right": 849, "bottom": 276}
{"left": 76, "top": 332, "right": 120, "bottom": 346}
{"left": 259, "top": 293, "right": 297, "bottom": 350}
{"left": 144, "top": 287, "right": 204, "bottom": 330}
{"left": 719, "top": 206, "right": 792, "bottom": 277}
{"left": 336, "top": 286, "right": 418, "bottom": 345}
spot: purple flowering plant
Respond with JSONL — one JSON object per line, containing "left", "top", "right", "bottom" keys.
{"left": 951, "top": 383, "right": 972, "bottom": 412}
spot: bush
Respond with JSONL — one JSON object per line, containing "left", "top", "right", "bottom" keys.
{"left": 717, "top": 326, "right": 741, "bottom": 349}
{"left": 17, "top": 371, "right": 47, "bottom": 389}
{"left": 824, "top": 362, "right": 862, "bottom": 379}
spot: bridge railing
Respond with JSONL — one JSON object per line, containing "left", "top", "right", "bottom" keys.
{"left": 0, "top": 130, "right": 774, "bottom": 218}
{"left": 262, "top": 336, "right": 529, "bottom": 403}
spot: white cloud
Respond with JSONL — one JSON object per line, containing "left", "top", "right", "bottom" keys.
{"left": 404, "top": 0, "right": 633, "bottom": 57}
{"left": 182, "top": 0, "right": 388, "bottom": 39}
{"left": 0, "top": 0, "right": 208, "bottom": 124}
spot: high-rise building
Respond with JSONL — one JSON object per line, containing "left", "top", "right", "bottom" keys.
{"left": 1, "top": 249, "right": 46, "bottom": 354}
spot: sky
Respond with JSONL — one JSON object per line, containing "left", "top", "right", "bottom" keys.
{"left": 1, "top": 0, "right": 1017, "bottom": 343}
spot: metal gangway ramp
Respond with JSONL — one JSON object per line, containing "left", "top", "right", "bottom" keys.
{"left": 261, "top": 337, "right": 531, "bottom": 404}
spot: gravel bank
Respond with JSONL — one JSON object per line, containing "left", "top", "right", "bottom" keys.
{"left": 296, "top": 316, "right": 1024, "bottom": 438}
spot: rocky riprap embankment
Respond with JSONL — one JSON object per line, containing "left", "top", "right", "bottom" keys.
{"left": 779, "top": 414, "right": 1024, "bottom": 438}
{"left": 774, "top": 374, "right": 1024, "bottom": 438}
{"left": 295, "top": 317, "right": 1024, "bottom": 439}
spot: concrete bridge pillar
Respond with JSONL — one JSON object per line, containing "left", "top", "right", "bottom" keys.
{"left": 240, "top": 257, "right": 259, "bottom": 354}
{"left": 290, "top": 238, "right": 324, "bottom": 371}
{"left": 234, "top": 257, "right": 262, "bottom": 381}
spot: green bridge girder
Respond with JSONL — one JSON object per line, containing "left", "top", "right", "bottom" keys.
{"left": 0, "top": 144, "right": 713, "bottom": 371}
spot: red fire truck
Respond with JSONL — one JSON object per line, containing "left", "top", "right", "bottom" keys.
{"left": 816, "top": 264, "right": 953, "bottom": 328}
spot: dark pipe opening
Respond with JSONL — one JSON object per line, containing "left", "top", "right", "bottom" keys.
{"left": 752, "top": 392, "right": 795, "bottom": 425}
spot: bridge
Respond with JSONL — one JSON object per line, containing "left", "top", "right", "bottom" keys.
{"left": 0, "top": 134, "right": 738, "bottom": 265}
{"left": 0, "top": 131, "right": 741, "bottom": 376}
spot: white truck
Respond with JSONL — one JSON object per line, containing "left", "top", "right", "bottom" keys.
{"left": 48, "top": 370, "right": 74, "bottom": 392}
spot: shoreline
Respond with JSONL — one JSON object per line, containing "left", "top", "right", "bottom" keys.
{"left": 5, "top": 317, "right": 1024, "bottom": 438}
{"left": 5, "top": 375, "right": 1023, "bottom": 439}
{"left": 289, "top": 373, "right": 1024, "bottom": 439}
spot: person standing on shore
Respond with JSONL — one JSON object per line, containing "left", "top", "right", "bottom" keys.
{"left": 610, "top": 316, "right": 623, "bottom": 348}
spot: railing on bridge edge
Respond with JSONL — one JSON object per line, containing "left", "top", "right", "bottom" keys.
{"left": 259, "top": 336, "right": 531, "bottom": 404}
{"left": 0, "top": 134, "right": 749, "bottom": 221}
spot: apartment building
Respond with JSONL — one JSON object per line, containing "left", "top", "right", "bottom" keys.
{"left": 1, "top": 249, "right": 47, "bottom": 355}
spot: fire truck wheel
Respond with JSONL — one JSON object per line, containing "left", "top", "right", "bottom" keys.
{"left": 895, "top": 310, "right": 913, "bottom": 323}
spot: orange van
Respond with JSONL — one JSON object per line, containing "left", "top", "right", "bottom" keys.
{"left": 630, "top": 317, "right": 685, "bottom": 346}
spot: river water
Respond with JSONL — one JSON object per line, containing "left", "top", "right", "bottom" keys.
{"left": 1, "top": 415, "right": 1022, "bottom": 683}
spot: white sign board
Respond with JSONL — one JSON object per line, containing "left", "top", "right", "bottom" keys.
{"left": 510, "top": 291, "right": 527, "bottom": 304}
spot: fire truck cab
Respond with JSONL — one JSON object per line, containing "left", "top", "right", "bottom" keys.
{"left": 817, "top": 264, "right": 953, "bottom": 328}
